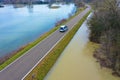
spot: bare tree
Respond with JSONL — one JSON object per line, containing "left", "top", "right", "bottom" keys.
{"left": 89, "top": 0, "right": 120, "bottom": 76}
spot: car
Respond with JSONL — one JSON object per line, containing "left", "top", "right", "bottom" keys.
{"left": 59, "top": 25, "right": 68, "bottom": 32}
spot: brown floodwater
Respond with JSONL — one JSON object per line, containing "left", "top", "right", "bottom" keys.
{"left": 44, "top": 13, "right": 120, "bottom": 80}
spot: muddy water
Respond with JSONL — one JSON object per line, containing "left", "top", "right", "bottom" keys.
{"left": 44, "top": 13, "right": 120, "bottom": 80}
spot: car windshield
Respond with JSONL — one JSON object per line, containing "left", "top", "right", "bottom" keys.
{"left": 60, "top": 27, "right": 64, "bottom": 30}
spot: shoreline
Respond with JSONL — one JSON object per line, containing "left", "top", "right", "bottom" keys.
{"left": 0, "top": 18, "right": 67, "bottom": 65}
{"left": 93, "top": 50, "right": 120, "bottom": 77}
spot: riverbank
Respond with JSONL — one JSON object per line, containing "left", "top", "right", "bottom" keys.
{"left": 0, "top": 7, "right": 86, "bottom": 70}
{"left": 24, "top": 10, "right": 91, "bottom": 80}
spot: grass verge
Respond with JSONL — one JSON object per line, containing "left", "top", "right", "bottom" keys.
{"left": 24, "top": 10, "right": 91, "bottom": 80}
{"left": 0, "top": 7, "right": 85, "bottom": 70}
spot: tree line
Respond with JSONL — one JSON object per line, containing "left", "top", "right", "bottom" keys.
{"left": 88, "top": 0, "right": 120, "bottom": 76}
{"left": 0, "top": 0, "right": 93, "bottom": 4}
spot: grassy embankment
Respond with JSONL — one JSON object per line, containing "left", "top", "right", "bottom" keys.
{"left": 0, "top": 7, "right": 86, "bottom": 70}
{"left": 25, "top": 10, "right": 91, "bottom": 80}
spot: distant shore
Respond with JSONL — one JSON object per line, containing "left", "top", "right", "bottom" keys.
{"left": 0, "top": 1, "right": 49, "bottom": 4}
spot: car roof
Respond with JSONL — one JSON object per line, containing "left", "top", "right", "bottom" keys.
{"left": 60, "top": 25, "right": 67, "bottom": 28}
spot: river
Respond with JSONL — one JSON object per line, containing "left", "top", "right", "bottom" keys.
{"left": 44, "top": 13, "right": 120, "bottom": 80}
{"left": 0, "top": 4, "right": 76, "bottom": 57}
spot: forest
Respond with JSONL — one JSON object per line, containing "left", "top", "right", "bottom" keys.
{"left": 88, "top": 0, "right": 120, "bottom": 76}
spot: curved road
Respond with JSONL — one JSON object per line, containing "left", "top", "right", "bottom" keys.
{"left": 0, "top": 7, "right": 90, "bottom": 80}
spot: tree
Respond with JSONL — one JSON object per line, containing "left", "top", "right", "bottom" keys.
{"left": 74, "top": 0, "right": 85, "bottom": 7}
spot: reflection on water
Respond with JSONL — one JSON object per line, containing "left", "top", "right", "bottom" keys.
{"left": 44, "top": 13, "right": 120, "bottom": 80}
{"left": 0, "top": 4, "right": 76, "bottom": 57}
{"left": 27, "top": 5, "right": 33, "bottom": 13}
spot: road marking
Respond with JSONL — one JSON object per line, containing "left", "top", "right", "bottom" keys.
{"left": 21, "top": 30, "right": 69, "bottom": 80}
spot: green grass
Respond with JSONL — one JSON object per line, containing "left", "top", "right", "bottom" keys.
{"left": 0, "top": 7, "right": 85, "bottom": 70}
{"left": 25, "top": 10, "right": 91, "bottom": 80}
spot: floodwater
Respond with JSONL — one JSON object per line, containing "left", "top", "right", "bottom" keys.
{"left": 44, "top": 13, "right": 120, "bottom": 80}
{"left": 0, "top": 4, "right": 76, "bottom": 57}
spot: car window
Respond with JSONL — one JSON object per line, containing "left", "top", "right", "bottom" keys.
{"left": 60, "top": 27, "right": 64, "bottom": 30}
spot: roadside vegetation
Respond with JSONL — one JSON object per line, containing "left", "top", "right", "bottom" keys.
{"left": 88, "top": 0, "right": 120, "bottom": 76}
{"left": 25, "top": 10, "right": 91, "bottom": 80}
{"left": 0, "top": 7, "right": 86, "bottom": 70}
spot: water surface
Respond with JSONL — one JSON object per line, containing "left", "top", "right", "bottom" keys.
{"left": 44, "top": 13, "right": 120, "bottom": 80}
{"left": 0, "top": 4, "right": 76, "bottom": 57}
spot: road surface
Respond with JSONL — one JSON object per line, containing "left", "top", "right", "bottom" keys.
{"left": 0, "top": 7, "right": 90, "bottom": 80}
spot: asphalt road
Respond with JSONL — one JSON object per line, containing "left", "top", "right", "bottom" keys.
{"left": 0, "top": 7, "right": 90, "bottom": 80}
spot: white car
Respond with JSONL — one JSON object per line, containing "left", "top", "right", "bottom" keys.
{"left": 59, "top": 25, "right": 68, "bottom": 32}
